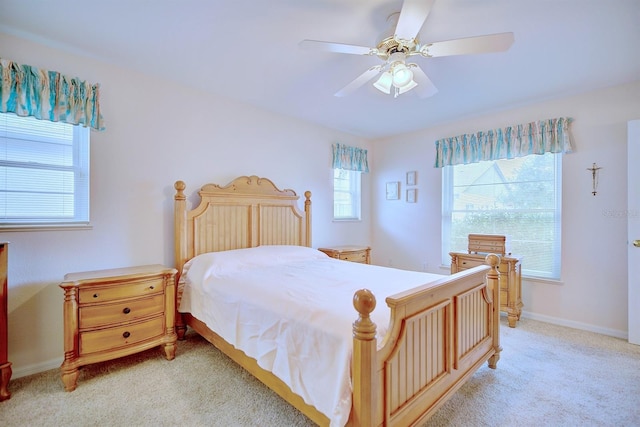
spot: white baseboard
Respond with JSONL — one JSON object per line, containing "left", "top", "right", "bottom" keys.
{"left": 12, "top": 357, "right": 63, "bottom": 379}
{"left": 520, "top": 311, "right": 628, "bottom": 340}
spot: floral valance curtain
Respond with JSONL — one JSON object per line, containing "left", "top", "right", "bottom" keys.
{"left": 434, "top": 117, "right": 573, "bottom": 168}
{"left": 332, "top": 143, "right": 369, "bottom": 172}
{"left": 0, "top": 58, "right": 105, "bottom": 131}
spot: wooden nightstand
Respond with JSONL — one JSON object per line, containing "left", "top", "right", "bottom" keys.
{"left": 450, "top": 252, "right": 523, "bottom": 328}
{"left": 318, "top": 245, "right": 371, "bottom": 264}
{"left": 59, "top": 265, "right": 177, "bottom": 391}
{"left": 450, "top": 234, "right": 523, "bottom": 328}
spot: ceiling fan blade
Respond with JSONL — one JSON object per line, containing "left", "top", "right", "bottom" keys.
{"left": 299, "top": 39, "right": 374, "bottom": 55}
{"left": 395, "top": 0, "right": 436, "bottom": 41}
{"left": 424, "top": 32, "right": 515, "bottom": 57}
{"left": 334, "top": 67, "right": 382, "bottom": 97}
{"left": 411, "top": 65, "right": 438, "bottom": 98}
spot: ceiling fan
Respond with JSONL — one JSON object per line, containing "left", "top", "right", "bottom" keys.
{"left": 299, "top": 0, "right": 514, "bottom": 98}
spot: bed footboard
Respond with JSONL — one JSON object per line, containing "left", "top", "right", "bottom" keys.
{"left": 352, "top": 254, "right": 501, "bottom": 427}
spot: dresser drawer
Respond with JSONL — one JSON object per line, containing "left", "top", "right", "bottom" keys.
{"left": 340, "top": 251, "right": 368, "bottom": 263}
{"left": 468, "top": 234, "right": 507, "bottom": 255}
{"left": 79, "top": 316, "right": 165, "bottom": 355}
{"left": 79, "top": 294, "right": 164, "bottom": 329}
{"left": 456, "top": 258, "right": 484, "bottom": 270}
{"left": 78, "top": 278, "right": 164, "bottom": 304}
{"left": 500, "top": 290, "right": 508, "bottom": 305}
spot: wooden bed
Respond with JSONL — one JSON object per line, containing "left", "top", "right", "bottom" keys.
{"left": 173, "top": 175, "right": 501, "bottom": 427}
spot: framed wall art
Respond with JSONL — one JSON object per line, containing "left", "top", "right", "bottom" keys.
{"left": 386, "top": 181, "right": 400, "bottom": 200}
{"left": 407, "top": 188, "right": 417, "bottom": 203}
{"left": 406, "top": 171, "right": 417, "bottom": 186}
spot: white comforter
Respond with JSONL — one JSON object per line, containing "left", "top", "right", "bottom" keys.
{"left": 179, "top": 245, "right": 444, "bottom": 427}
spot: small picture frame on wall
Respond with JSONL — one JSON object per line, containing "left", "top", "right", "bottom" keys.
{"left": 407, "top": 188, "right": 417, "bottom": 203}
{"left": 386, "top": 181, "right": 400, "bottom": 200}
{"left": 406, "top": 171, "right": 417, "bottom": 186}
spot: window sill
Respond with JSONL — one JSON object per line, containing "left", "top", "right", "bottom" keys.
{"left": 0, "top": 223, "right": 93, "bottom": 232}
{"left": 522, "top": 275, "right": 564, "bottom": 285}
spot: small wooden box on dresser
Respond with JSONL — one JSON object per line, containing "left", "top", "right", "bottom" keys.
{"left": 59, "top": 264, "right": 177, "bottom": 391}
{"left": 0, "top": 242, "right": 11, "bottom": 401}
{"left": 450, "top": 234, "right": 523, "bottom": 328}
{"left": 317, "top": 245, "right": 371, "bottom": 264}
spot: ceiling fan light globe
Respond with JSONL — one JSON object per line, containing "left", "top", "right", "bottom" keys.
{"left": 392, "top": 64, "right": 413, "bottom": 88}
{"left": 373, "top": 72, "right": 393, "bottom": 94}
{"left": 398, "top": 79, "right": 418, "bottom": 94}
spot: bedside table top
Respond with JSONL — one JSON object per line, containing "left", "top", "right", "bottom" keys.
{"left": 62, "top": 264, "right": 176, "bottom": 285}
{"left": 318, "top": 245, "right": 370, "bottom": 253}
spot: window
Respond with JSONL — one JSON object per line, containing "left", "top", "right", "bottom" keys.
{"left": 0, "top": 113, "right": 90, "bottom": 228}
{"left": 442, "top": 152, "right": 562, "bottom": 279}
{"left": 333, "top": 168, "right": 361, "bottom": 221}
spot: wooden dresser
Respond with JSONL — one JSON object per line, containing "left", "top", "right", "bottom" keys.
{"left": 59, "top": 264, "right": 177, "bottom": 391}
{"left": 318, "top": 245, "right": 371, "bottom": 264}
{"left": 0, "top": 242, "right": 11, "bottom": 401}
{"left": 450, "top": 234, "right": 523, "bottom": 328}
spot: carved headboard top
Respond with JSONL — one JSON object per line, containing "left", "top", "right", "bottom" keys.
{"left": 198, "top": 175, "right": 298, "bottom": 198}
{"left": 173, "top": 175, "right": 312, "bottom": 274}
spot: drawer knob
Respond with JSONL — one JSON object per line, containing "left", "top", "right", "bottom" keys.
{"left": 123, "top": 307, "right": 131, "bottom": 314}
{"left": 93, "top": 293, "right": 99, "bottom": 298}
{"left": 149, "top": 285, "right": 154, "bottom": 290}
{"left": 123, "top": 331, "right": 131, "bottom": 338}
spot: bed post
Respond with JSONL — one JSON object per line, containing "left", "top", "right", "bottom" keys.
{"left": 174, "top": 180, "right": 188, "bottom": 340}
{"left": 304, "top": 191, "right": 312, "bottom": 247}
{"left": 352, "top": 289, "right": 377, "bottom": 427}
{"left": 485, "top": 254, "right": 502, "bottom": 368}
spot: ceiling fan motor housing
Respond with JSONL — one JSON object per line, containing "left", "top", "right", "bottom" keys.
{"left": 375, "top": 35, "right": 417, "bottom": 61}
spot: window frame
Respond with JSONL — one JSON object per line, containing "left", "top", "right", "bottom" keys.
{"left": 442, "top": 153, "right": 562, "bottom": 280}
{"left": 0, "top": 113, "right": 91, "bottom": 231}
{"left": 333, "top": 168, "right": 362, "bottom": 221}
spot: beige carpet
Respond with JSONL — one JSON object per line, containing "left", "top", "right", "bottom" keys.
{"left": 2, "top": 317, "right": 639, "bottom": 426}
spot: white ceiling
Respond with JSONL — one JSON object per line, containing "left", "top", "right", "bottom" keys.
{"left": 1, "top": 0, "right": 639, "bottom": 139}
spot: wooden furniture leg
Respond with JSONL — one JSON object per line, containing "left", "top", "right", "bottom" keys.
{"left": 61, "top": 367, "right": 79, "bottom": 392}
{"left": 0, "top": 362, "right": 11, "bottom": 401}
{"left": 0, "top": 242, "right": 10, "bottom": 401}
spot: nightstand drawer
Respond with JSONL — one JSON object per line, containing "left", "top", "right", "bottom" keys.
{"left": 79, "top": 316, "right": 164, "bottom": 355}
{"left": 457, "top": 258, "right": 484, "bottom": 270}
{"left": 78, "top": 278, "right": 164, "bottom": 304}
{"left": 79, "top": 294, "right": 165, "bottom": 329}
{"left": 341, "top": 251, "right": 368, "bottom": 263}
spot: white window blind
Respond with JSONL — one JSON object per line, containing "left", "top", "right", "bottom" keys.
{"left": 333, "top": 169, "right": 361, "bottom": 221}
{"left": 0, "top": 113, "right": 90, "bottom": 228}
{"left": 442, "top": 152, "right": 562, "bottom": 279}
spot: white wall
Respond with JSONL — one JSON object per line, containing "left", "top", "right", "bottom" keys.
{"left": 1, "top": 33, "right": 372, "bottom": 377}
{"left": 371, "top": 80, "right": 640, "bottom": 338}
{"left": 4, "top": 29, "right": 637, "bottom": 378}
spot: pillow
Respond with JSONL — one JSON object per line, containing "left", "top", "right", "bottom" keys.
{"left": 182, "top": 245, "right": 329, "bottom": 282}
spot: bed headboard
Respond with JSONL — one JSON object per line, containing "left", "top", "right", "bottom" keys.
{"left": 173, "top": 175, "right": 312, "bottom": 274}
